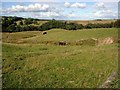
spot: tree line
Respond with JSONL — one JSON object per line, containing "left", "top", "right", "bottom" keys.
{"left": 1, "top": 16, "right": 120, "bottom": 32}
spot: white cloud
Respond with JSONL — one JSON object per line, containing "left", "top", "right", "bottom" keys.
{"left": 1, "top": 0, "right": 55, "bottom": 2}
{"left": 94, "top": 0, "right": 119, "bottom": 2}
{"left": 67, "top": 13, "right": 78, "bottom": 18}
{"left": 31, "top": 10, "right": 65, "bottom": 19}
{"left": 71, "top": 2, "right": 86, "bottom": 8}
{"left": 95, "top": 2, "right": 106, "bottom": 9}
{"left": 32, "top": 11, "right": 78, "bottom": 19}
{"left": 40, "top": 12, "right": 60, "bottom": 17}
{"left": 3, "top": 3, "right": 49, "bottom": 13}
{"left": 93, "top": 2, "right": 117, "bottom": 19}
{"left": 49, "top": 7, "right": 64, "bottom": 14}
{"left": 64, "top": 2, "right": 87, "bottom": 8}
{"left": 67, "top": 11, "right": 79, "bottom": 18}
{"left": 94, "top": 9, "right": 117, "bottom": 19}
{"left": 2, "top": 3, "right": 67, "bottom": 19}
{"left": 64, "top": 2, "right": 71, "bottom": 8}
{"left": 2, "top": 0, "right": 119, "bottom": 2}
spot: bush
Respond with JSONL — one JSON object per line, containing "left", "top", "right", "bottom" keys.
{"left": 38, "top": 20, "right": 83, "bottom": 31}
{"left": 24, "top": 18, "right": 33, "bottom": 25}
{"left": 76, "top": 24, "right": 84, "bottom": 29}
{"left": 114, "top": 20, "right": 120, "bottom": 28}
{"left": 19, "top": 21, "right": 23, "bottom": 25}
{"left": 6, "top": 24, "right": 16, "bottom": 33}
{"left": 85, "top": 23, "right": 94, "bottom": 29}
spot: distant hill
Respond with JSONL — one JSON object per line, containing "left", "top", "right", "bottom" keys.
{"left": 68, "top": 20, "right": 116, "bottom": 26}
{"left": 1, "top": 16, "right": 119, "bottom": 32}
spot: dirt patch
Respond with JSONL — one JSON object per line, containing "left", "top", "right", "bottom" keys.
{"left": 98, "top": 37, "right": 114, "bottom": 46}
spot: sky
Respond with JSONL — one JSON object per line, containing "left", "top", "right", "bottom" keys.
{"left": 0, "top": 0, "right": 119, "bottom": 20}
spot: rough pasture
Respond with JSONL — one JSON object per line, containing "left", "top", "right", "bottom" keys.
{"left": 2, "top": 28, "right": 118, "bottom": 88}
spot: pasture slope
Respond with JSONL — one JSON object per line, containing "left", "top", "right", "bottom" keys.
{"left": 2, "top": 28, "right": 118, "bottom": 88}
{"left": 69, "top": 20, "right": 116, "bottom": 25}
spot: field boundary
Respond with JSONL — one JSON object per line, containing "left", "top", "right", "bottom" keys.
{"left": 14, "top": 37, "right": 118, "bottom": 46}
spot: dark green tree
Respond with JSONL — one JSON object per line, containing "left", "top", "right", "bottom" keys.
{"left": 7, "top": 24, "right": 16, "bottom": 33}
{"left": 19, "top": 21, "right": 23, "bottom": 25}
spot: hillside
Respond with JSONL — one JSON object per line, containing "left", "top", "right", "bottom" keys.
{"left": 69, "top": 20, "right": 116, "bottom": 25}
{"left": 2, "top": 28, "right": 118, "bottom": 44}
{"left": 2, "top": 16, "right": 119, "bottom": 88}
{"left": 2, "top": 28, "right": 118, "bottom": 88}
{"left": 2, "top": 16, "right": 118, "bottom": 32}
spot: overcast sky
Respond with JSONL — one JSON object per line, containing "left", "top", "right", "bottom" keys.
{"left": 1, "top": 0, "right": 119, "bottom": 20}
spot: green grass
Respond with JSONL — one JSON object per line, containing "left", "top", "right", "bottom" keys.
{"left": 2, "top": 28, "right": 118, "bottom": 44}
{"left": 2, "top": 31, "right": 41, "bottom": 43}
{"left": 2, "top": 28, "right": 118, "bottom": 88}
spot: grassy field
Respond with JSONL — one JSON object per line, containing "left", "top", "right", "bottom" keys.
{"left": 68, "top": 20, "right": 116, "bottom": 25}
{"left": 2, "top": 28, "right": 118, "bottom": 44}
{"left": 2, "top": 28, "right": 118, "bottom": 88}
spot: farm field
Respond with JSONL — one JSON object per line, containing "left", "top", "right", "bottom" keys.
{"left": 68, "top": 20, "right": 116, "bottom": 26}
{"left": 2, "top": 28, "right": 118, "bottom": 88}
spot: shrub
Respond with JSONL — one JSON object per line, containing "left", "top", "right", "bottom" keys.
{"left": 85, "top": 23, "right": 94, "bottom": 29}
{"left": 114, "top": 20, "right": 120, "bottom": 28}
{"left": 6, "top": 24, "right": 16, "bottom": 33}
